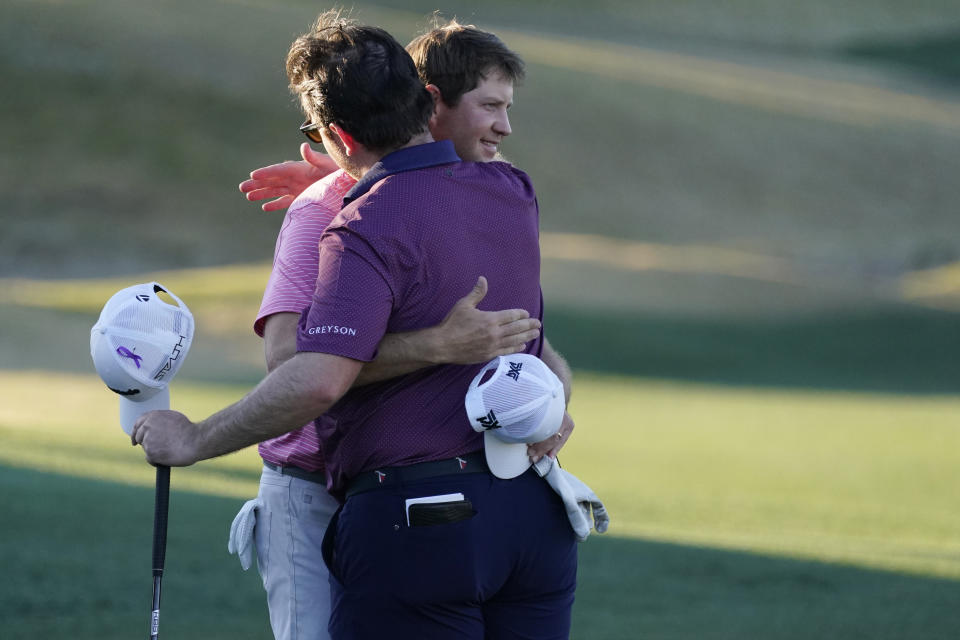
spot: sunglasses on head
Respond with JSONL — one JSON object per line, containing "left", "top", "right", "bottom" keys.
{"left": 299, "top": 119, "right": 325, "bottom": 144}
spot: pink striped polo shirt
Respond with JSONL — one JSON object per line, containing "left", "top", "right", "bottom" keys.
{"left": 255, "top": 168, "right": 357, "bottom": 472}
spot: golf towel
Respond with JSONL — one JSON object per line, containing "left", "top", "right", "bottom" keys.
{"left": 228, "top": 497, "right": 262, "bottom": 570}
{"left": 533, "top": 457, "right": 609, "bottom": 541}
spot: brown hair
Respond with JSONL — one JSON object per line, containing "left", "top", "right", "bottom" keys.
{"left": 406, "top": 18, "right": 525, "bottom": 107}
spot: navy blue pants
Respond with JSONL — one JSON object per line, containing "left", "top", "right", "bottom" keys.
{"left": 324, "top": 468, "right": 578, "bottom": 639}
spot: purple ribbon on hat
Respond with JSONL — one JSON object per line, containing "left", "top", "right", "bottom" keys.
{"left": 116, "top": 346, "right": 143, "bottom": 368}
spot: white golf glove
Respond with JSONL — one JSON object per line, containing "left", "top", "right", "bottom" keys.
{"left": 533, "top": 457, "right": 610, "bottom": 542}
{"left": 227, "top": 497, "right": 262, "bottom": 571}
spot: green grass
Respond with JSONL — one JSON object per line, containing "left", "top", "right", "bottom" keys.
{"left": 373, "top": 0, "right": 960, "bottom": 52}
{"left": 546, "top": 305, "right": 960, "bottom": 393}
{"left": 846, "top": 31, "right": 960, "bottom": 84}
{"left": 3, "top": 265, "right": 960, "bottom": 393}
{"left": 566, "top": 374, "right": 960, "bottom": 578}
{"left": 1, "top": 370, "right": 959, "bottom": 638}
{"left": 4, "top": 1, "right": 960, "bottom": 637}
{"left": 1, "top": 466, "right": 271, "bottom": 639}
{"left": 3, "top": 0, "right": 960, "bottom": 289}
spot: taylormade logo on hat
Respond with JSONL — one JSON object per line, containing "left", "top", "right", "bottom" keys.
{"left": 465, "top": 354, "right": 566, "bottom": 479}
{"left": 90, "top": 282, "right": 194, "bottom": 435}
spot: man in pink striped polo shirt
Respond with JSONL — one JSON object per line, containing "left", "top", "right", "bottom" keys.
{"left": 232, "top": 20, "right": 576, "bottom": 640}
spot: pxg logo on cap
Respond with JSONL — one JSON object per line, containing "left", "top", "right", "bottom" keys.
{"left": 90, "top": 282, "right": 194, "bottom": 435}
{"left": 465, "top": 354, "right": 566, "bottom": 479}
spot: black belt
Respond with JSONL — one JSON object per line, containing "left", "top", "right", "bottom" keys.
{"left": 345, "top": 451, "right": 488, "bottom": 498}
{"left": 262, "top": 460, "right": 327, "bottom": 485}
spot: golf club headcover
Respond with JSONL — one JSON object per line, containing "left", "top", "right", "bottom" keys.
{"left": 533, "top": 457, "right": 610, "bottom": 541}
{"left": 228, "top": 497, "right": 262, "bottom": 571}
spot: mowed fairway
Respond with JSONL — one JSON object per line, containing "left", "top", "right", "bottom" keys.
{"left": 2, "top": 370, "right": 958, "bottom": 639}
{"left": 3, "top": 0, "right": 960, "bottom": 637}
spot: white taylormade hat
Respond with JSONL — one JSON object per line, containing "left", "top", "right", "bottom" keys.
{"left": 465, "top": 353, "right": 566, "bottom": 479}
{"left": 90, "top": 282, "right": 194, "bottom": 435}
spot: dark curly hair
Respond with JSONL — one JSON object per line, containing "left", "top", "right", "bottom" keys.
{"left": 286, "top": 10, "right": 433, "bottom": 152}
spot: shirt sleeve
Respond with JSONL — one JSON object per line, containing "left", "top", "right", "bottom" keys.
{"left": 253, "top": 206, "right": 332, "bottom": 336}
{"left": 296, "top": 229, "right": 394, "bottom": 362}
{"left": 254, "top": 170, "right": 356, "bottom": 337}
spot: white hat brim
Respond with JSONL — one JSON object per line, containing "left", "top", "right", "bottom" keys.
{"left": 483, "top": 431, "right": 534, "bottom": 479}
{"left": 119, "top": 386, "right": 169, "bottom": 435}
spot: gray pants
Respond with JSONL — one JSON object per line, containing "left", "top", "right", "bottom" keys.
{"left": 232, "top": 465, "right": 339, "bottom": 640}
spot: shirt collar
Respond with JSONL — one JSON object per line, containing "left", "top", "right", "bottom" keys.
{"left": 343, "top": 139, "right": 460, "bottom": 205}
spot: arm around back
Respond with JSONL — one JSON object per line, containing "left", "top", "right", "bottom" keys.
{"left": 132, "top": 351, "right": 363, "bottom": 467}
{"left": 526, "top": 338, "right": 575, "bottom": 463}
{"left": 353, "top": 276, "right": 541, "bottom": 386}
{"left": 540, "top": 338, "right": 572, "bottom": 405}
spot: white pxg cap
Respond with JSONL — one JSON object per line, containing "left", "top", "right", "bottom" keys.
{"left": 465, "top": 353, "right": 566, "bottom": 479}
{"left": 90, "top": 282, "right": 194, "bottom": 435}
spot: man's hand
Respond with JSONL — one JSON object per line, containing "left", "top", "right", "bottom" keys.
{"left": 527, "top": 411, "right": 575, "bottom": 463}
{"left": 427, "top": 276, "right": 541, "bottom": 364}
{"left": 131, "top": 410, "right": 204, "bottom": 467}
{"left": 239, "top": 143, "right": 338, "bottom": 212}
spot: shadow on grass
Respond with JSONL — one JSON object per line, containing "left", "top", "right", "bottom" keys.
{"left": 4, "top": 301, "right": 960, "bottom": 394}
{"left": 577, "top": 535, "right": 960, "bottom": 640}
{"left": 845, "top": 30, "right": 960, "bottom": 85}
{"left": 0, "top": 465, "right": 271, "bottom": 640}
{"left": 547, "top": 304, "right": 960, "bottom": 394}
{"left": 3, "top": 465, "right": 959, "bottom": 640}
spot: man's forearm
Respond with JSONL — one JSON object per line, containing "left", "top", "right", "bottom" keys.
{"left": 354, "top": 279, "right": 542, "bottom": 385}
{"left": 353, "top": 329, "right": 439, "bottom": 385}
{"left": 264, "top": 311, "right": 446, "bottom": 388}
{"left": 271, "top": 277, "right": 540, "bottom": 388}
{"left": 196, "top": 352, "right": 360, "bottom": 460}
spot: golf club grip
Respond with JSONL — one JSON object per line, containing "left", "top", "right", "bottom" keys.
{"left": 151, "top": 465, "right": 170, "bottom": 639}
{"left": 153, "top": 465, "right": 170, "bottom": 571}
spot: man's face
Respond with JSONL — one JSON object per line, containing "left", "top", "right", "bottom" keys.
{"left": 430, "top": 70, "right": 514, "bottom": 162}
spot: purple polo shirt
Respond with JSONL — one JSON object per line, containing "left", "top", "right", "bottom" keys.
{"left": 296, "top": 140, "right": 544, "bottom": 494}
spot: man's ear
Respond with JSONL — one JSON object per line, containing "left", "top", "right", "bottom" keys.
{"left": 329, "top": 123, "right": 360, "bottom": 156}
{"left": 425, "top": 83, "right": 443, "bottom": 106}
{"left": 425, "top": 84, "right": 444, "bottom": 129}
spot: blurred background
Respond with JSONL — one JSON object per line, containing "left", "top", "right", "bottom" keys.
{"left": 2, "top": 1, "right": 959, "bottom": 638}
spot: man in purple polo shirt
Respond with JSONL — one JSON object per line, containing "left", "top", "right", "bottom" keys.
{"left": 134, "top": 14, "right": 576, "bottom": 639}
{"left": 239, "top": 20, "right": 575, "bottom": 640}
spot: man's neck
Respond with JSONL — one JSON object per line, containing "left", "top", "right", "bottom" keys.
{"left": 352, "top": 130, "right": 435, "bottom": 179}
{"left": 400, "top": 131, "right": 436, "bottom": 150}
